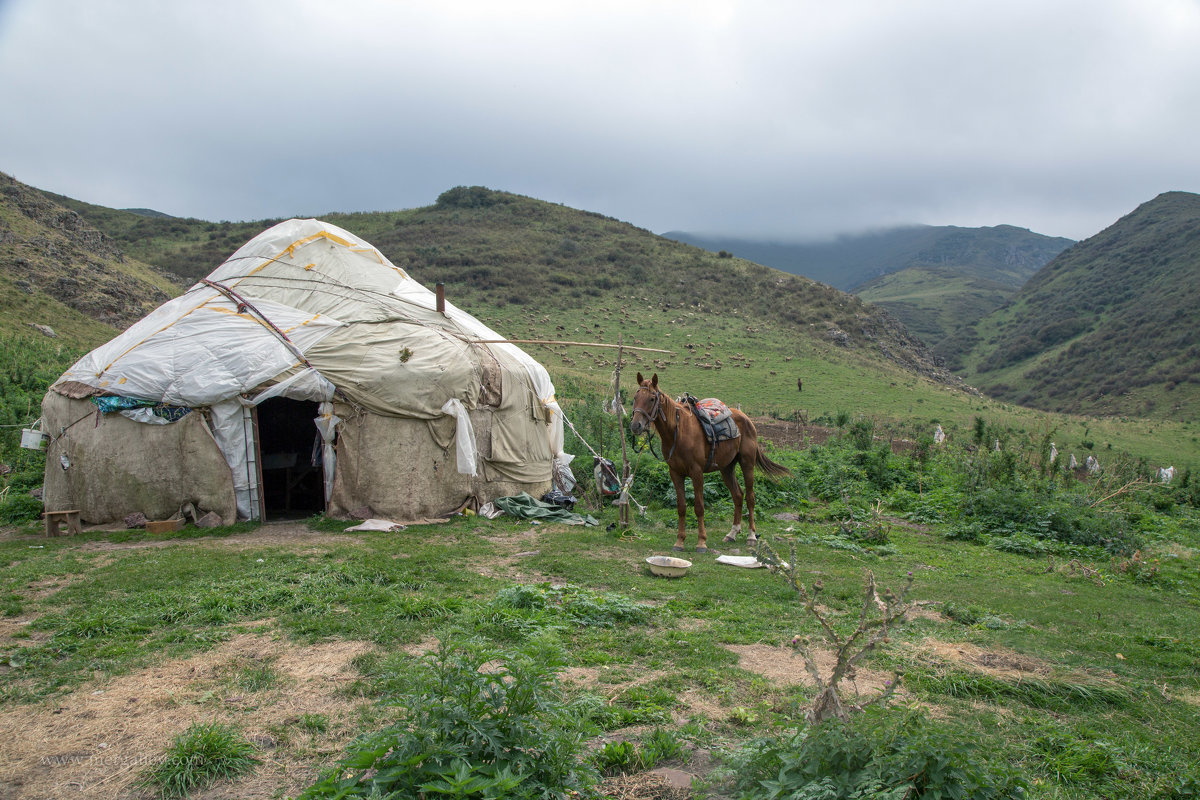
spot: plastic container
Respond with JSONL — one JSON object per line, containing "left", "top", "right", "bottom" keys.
{"left": 20, "top": 429, "right": 48, "bottom": 450}
{"left": 646, "top": 555, "right": 692, "bottom": 578}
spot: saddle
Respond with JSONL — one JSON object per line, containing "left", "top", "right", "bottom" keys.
{"left": 679, "top": 393, "right": 740, "bottom": 469}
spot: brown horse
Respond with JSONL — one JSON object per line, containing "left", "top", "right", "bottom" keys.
{"left": 629, "top": 372, "right": 790, "bottom": 552}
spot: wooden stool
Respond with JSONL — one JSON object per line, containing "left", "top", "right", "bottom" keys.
{"left": 44, "top": 510, "right": 82, "bottom": 537}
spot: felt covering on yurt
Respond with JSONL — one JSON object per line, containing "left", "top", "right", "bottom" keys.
{"left": 42, "top": 219, "right": 567, "bottom": 524}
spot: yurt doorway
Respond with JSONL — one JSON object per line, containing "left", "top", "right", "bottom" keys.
{"left": 254, "top": 398, "right": 325, "bottom": 519}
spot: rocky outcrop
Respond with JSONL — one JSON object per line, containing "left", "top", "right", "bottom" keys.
{"left": 1, "top": 172, "right": 178, "bottom": 330}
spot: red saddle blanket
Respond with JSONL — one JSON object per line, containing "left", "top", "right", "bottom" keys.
{"left": 681, "top": 395, "right": 740, "bottom": 444}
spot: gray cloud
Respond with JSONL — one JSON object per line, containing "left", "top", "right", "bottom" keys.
{"left": 2, "top": 0, "right": 1198, "bottom": 240}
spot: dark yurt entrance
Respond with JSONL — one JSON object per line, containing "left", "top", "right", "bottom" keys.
{"left": 255, "top": 398, "right": 325, "bottom": 519}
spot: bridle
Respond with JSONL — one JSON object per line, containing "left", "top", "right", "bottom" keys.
{"left": 631, "top": 386, "right": 664, "bottom": 427}
{"left": 631, "top": 386, "right": 680, "bottom": 462}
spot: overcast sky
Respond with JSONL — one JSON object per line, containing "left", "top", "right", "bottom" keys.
{"left": 2, "top": 0, "right": 1198, "bottom": 241}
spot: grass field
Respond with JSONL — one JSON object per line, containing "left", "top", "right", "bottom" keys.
{"left": 2, "top": 426, "right": 1198, "bottom": 799}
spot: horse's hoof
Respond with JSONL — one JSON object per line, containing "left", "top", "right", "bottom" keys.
{"left": 695, "top": 546, "right": 708, "bottom": 554}
{"left": 672, "top": 545, "right": 685, "bottom": 552}
{"left": 723, "top": 533, "right": 737, "bottom": 543}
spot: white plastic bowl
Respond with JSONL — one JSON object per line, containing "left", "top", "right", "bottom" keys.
{"left": 646, "top": 555, "right": 692, "bottom": 578}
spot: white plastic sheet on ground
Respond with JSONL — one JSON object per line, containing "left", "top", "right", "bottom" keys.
{"left": 716, "top": 555, "right": 767, "bottom": 568}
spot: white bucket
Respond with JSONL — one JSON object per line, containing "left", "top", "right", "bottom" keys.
{"left": 20, "top": 429, "right": 48, "bottom": 450}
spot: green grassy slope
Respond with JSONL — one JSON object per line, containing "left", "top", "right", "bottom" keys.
{"left": 958, "top": 191, "right": 1200, "bottom": 421}
{"left": 856, "top": 265, "right": 1019, "bottom": 350}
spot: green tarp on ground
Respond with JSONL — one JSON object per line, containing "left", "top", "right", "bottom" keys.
{"left": 493, "top": 492, "right": 598, "bottom": 526}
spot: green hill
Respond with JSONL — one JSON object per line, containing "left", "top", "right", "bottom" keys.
{"left": 856, "top": 266, "right": 1023, "bottom": 351}
{"left": 50, "top": 183, "right": 960, "bottom": 392}
{"left": 957, "top": 191, "right": 1200, "bottom": 421}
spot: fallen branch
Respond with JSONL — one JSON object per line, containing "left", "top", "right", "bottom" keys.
{"left": 1088, "top": 478, "right": 1150, "bottom": 508}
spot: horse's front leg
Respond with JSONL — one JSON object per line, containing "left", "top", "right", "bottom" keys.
{"left": 691, "top": 469, "right": 708, "bottom": 552}
{"left": 670, "top": 469, "right": 689, "bottom": 552}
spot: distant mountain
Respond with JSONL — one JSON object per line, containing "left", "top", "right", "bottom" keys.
{"left": 955, "top": 191, "right": 1200, "bottom": 419}
{"left": 662, "top": 225, "right": 1073, "bottom": 292}
{"left": 663, "top": 225, "right": 1073, "bottom": 352}
{"left": 120, "top": 207, "right": 174, "bottom": 218}
{"left": 0, "top": 172, "right": 181, "bottom": 349}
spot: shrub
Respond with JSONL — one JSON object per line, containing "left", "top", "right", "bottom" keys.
{"left": 300, "top": 640, "right": 599, "bottom": 800}
{"left": 727, "top": 710, "right": 1025, "bottom": 800}
{"left": 593, "top": 728, "right": 688, "bottom": 775}
{"left": 0, "top": 493, "right": 42, "bottom": 525}
{"left": 435, "top": 185, "right": 506, "bottom": 209}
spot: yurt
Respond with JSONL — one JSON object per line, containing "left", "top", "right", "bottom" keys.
{"left": 41, "top": 219, "right": 569, "bottom": 524}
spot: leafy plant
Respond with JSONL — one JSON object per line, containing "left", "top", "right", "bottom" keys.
{"left": 298, "top": 712, "right": 330, "bottom": 734}
{"left": 139, "top": 722, "right": 258, "bottom": 798}
{"left": 594, "top": 739, "right": 641, "bottom": 774}
{"left": 727, "top": 709, "right": 1025, "bottom": 800}
{"left": 0, "top": 492, "right": 42, "bottom": 525}
{"left": 300, "top": 639, "right": 599, "bottom": 800}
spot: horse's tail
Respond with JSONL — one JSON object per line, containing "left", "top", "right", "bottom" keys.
{"left": 755, "top": 445, "right": 791, "bottom": 480}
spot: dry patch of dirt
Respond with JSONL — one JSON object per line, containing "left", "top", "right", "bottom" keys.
{"left": 723, "top": 643, "right": 896, "bottom": 695}
{"left": 74, "top": 525, "right": 364, "bottom": 554}
{"left": 600, "top": 770, "right": 690, "bottom": 799}
{"left": 904, "top": 604, "right": 947, "bottom": 624}
{"left": 0, "top": 630, "right": 375, "bottom": 800}
{"left": 559, "top": 666, "right": 721, "bottom": 727}
{"left": 881, "top": 516, "right": 935, "bottom": 535}
{"left": 474, "top": 525, "right": 549, "bottom": 582}
{"left": 472, "top": 551, "right": 555, "bottom": 583}
{"left": 399, "top": 635, "right": 440, "bottom": 657}
{"left": 0, "top": 618, "right": 51, "bottom": 648}
{"left": 904, "top": 639, "right": 1053, "bottom": 681}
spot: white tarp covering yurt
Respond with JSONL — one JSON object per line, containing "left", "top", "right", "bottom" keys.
{"left": 42, "top": 219, "right": 569, "bottom": 524}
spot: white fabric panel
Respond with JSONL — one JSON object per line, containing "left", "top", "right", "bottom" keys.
{"left": 315, "top": 402, "right": 340, "bottom": 503}
{"left": 210, "top": 400, "right": 256, "bottom": 520}
{"left": 439, "top": 398, "right": 478, "bottom": 476}
{"left": 57, "top": 290, "right": 344, "bottom": 406}
{"left": 245, "top": 368, "right": 336, "bottom": 405}
{"left": 118, "top": 408, "right": 173, "bottom": 425}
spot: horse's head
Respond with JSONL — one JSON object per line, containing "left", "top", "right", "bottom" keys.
{"left": 630, "top": 372, "right": 663, "bottom": 435}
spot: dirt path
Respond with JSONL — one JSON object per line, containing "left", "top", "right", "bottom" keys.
{"left": 0, "top": 630, "right": 374, "bottom": 800}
